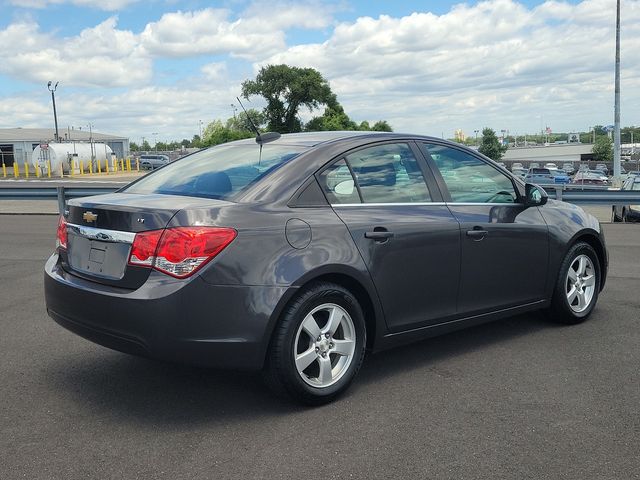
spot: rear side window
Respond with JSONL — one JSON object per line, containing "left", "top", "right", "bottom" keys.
{"left": 123, "top": 144, "right": 307, "bottom": 200}
{"left": 319, "top": 143, "right": 432, "bottom": 204}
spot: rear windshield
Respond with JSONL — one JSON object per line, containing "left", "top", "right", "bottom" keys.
{"left": 123, "top": 143, "right": 307, "bottom": 200}
{"left": 531, "top": 168, "right": 550, "bottom": 174}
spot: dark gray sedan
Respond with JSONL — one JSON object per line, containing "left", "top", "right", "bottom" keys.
{"left": 45, "top": 132, "right": 608, "bottom": 404}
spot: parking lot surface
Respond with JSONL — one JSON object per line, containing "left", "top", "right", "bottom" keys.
{"left": 0, "top": 216, "right": 638, "bottom": 479}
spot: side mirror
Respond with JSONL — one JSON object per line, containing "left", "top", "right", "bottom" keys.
{"left": 525, "top": 183, "right": 548, "bottom": 207}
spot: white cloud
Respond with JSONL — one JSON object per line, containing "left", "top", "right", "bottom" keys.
{"left": 259, "top": 0, "right": 640, "bottom": 135}
{"left": 139, "top": 3, "right": 333, "bottom": 60}
{"left": 0, "top": 17, "right": 150, "bottom": 87}
{"left": 8, "top": 0, "right": 138, "bottom": 10}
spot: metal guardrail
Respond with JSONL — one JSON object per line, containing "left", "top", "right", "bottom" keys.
{"left": 1, "top": 184, "right": 639, "bottom": 214}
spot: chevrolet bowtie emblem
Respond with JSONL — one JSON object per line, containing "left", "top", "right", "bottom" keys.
{"left": 83, "top": 211, "right": 98, "bottom": 223}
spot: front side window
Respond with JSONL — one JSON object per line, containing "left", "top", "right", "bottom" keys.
{"left": 422, "top": 143, "right": 518, "bottom": 203}
{"left": 319, "top": 143, "right": 432, "bottom": 204}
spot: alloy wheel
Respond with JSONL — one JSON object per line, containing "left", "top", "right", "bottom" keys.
{"left": 293, "top": 303, "right": 356, "bottom": 388}
{"left": 565, "top": 254, "right": 596, "bottom": 313}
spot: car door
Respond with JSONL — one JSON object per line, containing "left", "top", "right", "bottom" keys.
{"left": 419, "top": 142, "right": 549, "bottom": 315}
{"left": 317, "top": 141, "right": 460, "bottom": 332}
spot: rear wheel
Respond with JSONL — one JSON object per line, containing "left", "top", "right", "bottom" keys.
{"left": 264, "top": 282, "right": 366, "bottom": 405}
{"left": 547, "top": 242, "right": 600, "bottom": 324}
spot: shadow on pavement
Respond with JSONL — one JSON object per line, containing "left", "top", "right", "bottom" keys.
{"left": 43, "top": 311, "right": 552, "bottom": 423}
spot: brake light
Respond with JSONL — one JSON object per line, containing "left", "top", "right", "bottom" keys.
{"left": 128, "top": 229, "right": 163, "bottom": 266}
{"left": 56, "top": 216, "right": 68, "bottom": 250}
{"left": 128, "top": 227, "right": 237, "bottom": 279}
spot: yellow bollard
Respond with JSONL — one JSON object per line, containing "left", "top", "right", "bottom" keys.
{"left": 120, "top": 159, "right": 124, "bottom": 172}
{"left": 47, "top": 160, "right": 51, "bottom": 178}
{"left": 70, "top": 159, "right": 75, "bottom": 177}
{"left": 60, "top": 162, "right": 64, "bottom": 178}
{"left": 2, "top": 162, "right": 6, "bottom": 178}
{"left": 136, "top": 158, "right": 139, "bottom": 172}
{"left": 79, "top": 160, "right": 84, "bottom": 176}
{"left": 24, "top": 162, "right": 29, "bottom": 178}
{"left": 89, "top": 161, "right": 93, "bottom": 175}
{"left": 35, "top": 163, "right": 41, "bottom": 178}
{"left": 126, "top": 158, "right": 131, "bottom": 172}
{"left": 13, "top": 162, "right": 19, "bottom": 178}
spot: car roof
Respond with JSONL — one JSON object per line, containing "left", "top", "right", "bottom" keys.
{"left": 226, "top": 131, "right": 447, "bottom": 148}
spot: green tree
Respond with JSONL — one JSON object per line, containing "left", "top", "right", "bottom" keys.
{"left": 130, "top": 141, "right": 139, "bottom": 152}
{"left": 478, "top": 128, "right": 507, "bottom": 161}
{"left": 371, "top": 120, "right": 393, "bottom": 132}
{"left": 592, "top": 136, "right": 613, "bottom": 163}
{"left": 227, "top": 109, "right": 266, "bottom": 133}
{"left": 191, "top": 135, "right": 202, "bottom": 148}
{"left": 242, "top": 64, "right": 335, "bottom": 133}
{"left": 141, "top": 140, "right": 151, "bottom": 151}
{"left": 202, "top": 119, "right": 254, "bottom": 147}
{"left": 306, "top": 103, "right": 358, "bottom": 131}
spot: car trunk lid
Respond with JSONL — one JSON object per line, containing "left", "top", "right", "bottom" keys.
{"left": 62, "top": 193, "right": 230, "bottom": 288}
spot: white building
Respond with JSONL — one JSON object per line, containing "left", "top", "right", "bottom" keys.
{"left": 0, "top": 128, "right": 129, "bottom": 169}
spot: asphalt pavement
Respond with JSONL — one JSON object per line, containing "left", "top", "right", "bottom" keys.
{"left": 0, "top": 216, "right": 638, "bottom": 479}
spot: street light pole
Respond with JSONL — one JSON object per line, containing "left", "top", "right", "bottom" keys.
{"left": 474, "top": 129, "right": 479, "bottom": 146}
{"left": 613, "top": 0, "right": 621, "bottom": 178}
{"left": 47, "top": 81, "right": 60, "bottom": 142}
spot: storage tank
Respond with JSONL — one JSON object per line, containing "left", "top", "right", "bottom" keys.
{"left": 31, "top": 142, "right": 115, "bottom": 174}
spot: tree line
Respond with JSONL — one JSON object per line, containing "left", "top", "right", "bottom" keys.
{"left": 131, "top": 64, "right": 392, "bottom": 151}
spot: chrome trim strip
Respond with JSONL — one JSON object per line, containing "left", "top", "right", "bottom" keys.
{"left": 333, "top": 202, "right": 447, "bottom": 207}
{"left": 332, "top": 202, "right": 524, "bottom": 207}
{"left": 66, "top": 223, "right": 136, "bottom": 244}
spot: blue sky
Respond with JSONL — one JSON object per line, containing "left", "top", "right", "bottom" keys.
{"left": 0, "top": 0, "right": 637, "bottom": 143}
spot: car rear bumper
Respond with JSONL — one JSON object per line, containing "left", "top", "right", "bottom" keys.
{"left": 44, "top": 253, "right": 290, "bottom": 370}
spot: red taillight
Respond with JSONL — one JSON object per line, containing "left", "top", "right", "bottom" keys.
{"left": 128, "top": 229, "right": 163, "bottom": 266}
{"left": 56, "top": 216, "right": 68, "bottom": 250}
{"left": 128, "top": 227, "right": 237, "bottom": 279}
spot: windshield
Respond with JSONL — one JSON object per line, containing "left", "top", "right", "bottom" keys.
{"left": 123, "top": 143, "right": 308, "bottom": 200}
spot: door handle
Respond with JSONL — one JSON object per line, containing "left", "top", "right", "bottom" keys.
{"left": 466, "top": 228, "right": 488, "bottom": 240}
{"left": 365, "top": 230, "right": 394, "bottom": 241}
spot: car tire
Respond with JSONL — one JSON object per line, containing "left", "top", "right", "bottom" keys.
{"left": 263, "top": 282, "right": 367, "bottom": 405}
{"left": 547, "top": 242, "right": 600, "bottom": 325}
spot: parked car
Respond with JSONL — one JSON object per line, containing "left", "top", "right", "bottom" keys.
{"left": 573, "top": 171, "right": 609, "bottom": 186}
{"left": 544, "top": 163, "right": 558, "bottom": 170}
{"left": 595, "top": 163, "right": 609, "bottom": 175}
{"left": 529, "top": 162, "right": 541, "bottom": 169}
{"left": 511, "top": 162, "right": 524, "bottom": 171}
{"left": 139, "top": 154, "right": 170, "bottom": 170}
{"left": 562, "top": 163, "right": 575, "bottom": 175}
{"left": 45, "top": 132, "right": 608, "bottom": 404}
{"left": 525, "top": 167, "right": 555, "bottom": 184}
{"left": 550, "top": 169, "right": 571, "bottom": 184}
{"left": 612, "top": 175, "right": 640, "bottom": 222}
{"left": 512, "top": 167, "right": 528, "bottom": 178}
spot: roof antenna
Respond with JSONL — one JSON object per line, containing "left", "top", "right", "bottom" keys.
{"left": 236, "top": 97, "right": 261, "bottom": 141}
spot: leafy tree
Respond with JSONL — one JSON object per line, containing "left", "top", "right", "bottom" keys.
{"left": 191, "top": 135, "right": 202, "bottom": 148}
{"left": 227, "top": 109, "right": 266, "bottom": 133}
{"left": 242, "top": 64, "right": 335, "bottom": 133}
{"left": 592, "top": 136, "right": 613, "bottom": 163}
{"left": 141, "top": 140, "right": 151, "bottom": 151}
{"left": 478, "top": 128, "right": 507, "bottom": 161}
{"left": 371, "top": 120, "right": 393, "bottom": 132}
{"left": 202, "top": 120, "right": 254, "bottom": 147}
{"left": 306, "top": 103, "right": 358, "bottom": 131}
{"left": 130, "top": 141, "right": 139, "bottom": 152}
{"left": 359, "top": 121, "right": 371, "bottom": 131}
{"left": 181, "top": 139, "right": 191, "bottom": 148}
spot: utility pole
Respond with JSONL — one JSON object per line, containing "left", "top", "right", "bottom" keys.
{"left": 613, "top": 0, "right": 621, "bottom": 178}
{"left": 47, "top": 81, "right": 60, "bottom": 142}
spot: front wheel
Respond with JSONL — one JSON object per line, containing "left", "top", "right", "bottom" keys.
{"left": 264, "top": 282, "right": 366, "bottom": 405}
{"left": 547, "top": 242, "right": 600, "bottom": 324}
